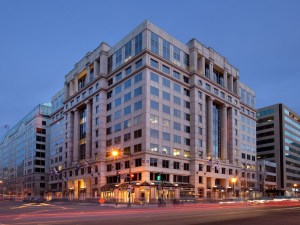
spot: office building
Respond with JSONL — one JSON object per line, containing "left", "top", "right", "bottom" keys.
{"left": 257, "top": 104, "right": 300, "bottom": 196}
{"left": 0, "top": 104, "right": 51, "bottom": 198}
{"left": 50, "top": 20, "right": 256, "bottom": 201}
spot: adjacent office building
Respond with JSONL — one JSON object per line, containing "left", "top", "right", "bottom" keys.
{"left": 257, "top": 104, "right": 300, "bottom": 196}
{"left": 51, "top": 20, "right": 257, "bottom": 202}
{"left": 0, "top": 104, "right": 51, "bottom": 198}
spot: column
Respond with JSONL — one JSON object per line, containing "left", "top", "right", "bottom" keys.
{"left": 223, "top": 71, "right": 228, "bottom": 89}
{"left": 228, "top": 75, "right": 233, "bottom": 92}
{"left": 207, "top": 97, "right": 213, "bottom": 158}
{"left": 74, "top": 78, "right": 78, "bottom": 93}
{"left": 209, "top": 61, "right": 214, "bottom": 79}
{"left": 221, "top": 105, "right": 228, "bottom": 161}
{"left": 69, "top": 80, "right": 74, "bottom": 97}
{"left": 86, "top": 67, "right": 90, "bottom": 84}
{"left": 199, "top": 56, "right": 205, "bottom": 76}
{"left": 86, "top": 101, "right": 92, "bottom": 160}
{"left": 99, "top": 51, "right": 108, "bottom": 76}
{"left": 94, "top": 60, "right": 100, "bottom": 77}
{"left": 67, "top": 112, "right": 74, "bottom": 166}
{"left": 73, "top": 109, "right": 80, "bottom": 162}
{"left": 190, "top": 49, "right": 198, "bottom": 73}
{"left": 65, "top": 84, "right": 69, "bottom": 99}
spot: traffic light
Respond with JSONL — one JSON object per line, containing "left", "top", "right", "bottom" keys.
{"left": 130, "top": 174, "right": 134, "bottom": 181}
{"left": 157, "top": 172, "right": 161, "bottom": 181}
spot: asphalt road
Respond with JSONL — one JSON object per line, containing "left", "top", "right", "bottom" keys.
{"left": 0, "top": 201, "right": 300, "bottom": 225}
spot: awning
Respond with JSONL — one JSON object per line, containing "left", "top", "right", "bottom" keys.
{"left": 100, "top": 183, "right": 118, "bottom": 191}
{"left": 175, "top": 183, "right": 195, "bottom": 188}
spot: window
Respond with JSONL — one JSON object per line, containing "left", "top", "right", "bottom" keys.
{"left": 134, "top": 129, "right": 142, "bottom": 138}
{"left": 184, "top": 163, "right": 189, "bottom": 171}
{"left": 221, "top": 92, "right": 225, "bottom": 99}
{"left": 134, "top": 101, "right": 142, "bottom": 111}
{"left": 134, "top": 114, "right": 142, "bottom": 124}
{"left": 173, "top": 96, "right": 181, "bottom": 105}
{"left": 150, "top": 59, "right": 159, "bottom": 68}
{"left": 150, "top": 114, "right": 159, "bottom": 124}
{"left": 173, "top": 83, "right": 181, "bottom": 93}
{"left": 124, "top": 133, "right": 131, "bottom": 142}
{"left": 173, "top": 46, "right": 180, "bottom": 62}
{"left": 151, "top": 32, "right": 159, "bottom": 54}
{"left": 174, "top": 135, "right": 181, "bottom": 144}
{"left": 115, "top": 98, "right": 122, "bottom": 107}
{"left": 115, "top": 49, "right": 122, "bottom": 67}
{"left": 124, "top": 119, "right": 131, "bottom": 129}
{"left": 174, "top": 122, "right": 181, "bottom": 131}
{"left": 114, "top": 123, "right": 121, "bottom": 132}
{"left": 162, "top": 118, "right": 170, "bottom": 127}
{"left": 107, "top": 90, "right": 113, "bottom": 99}
{"left": 150, "top": 72, "right": 159, "bottom": 83}
{"left": 173, "top": 71, "right": 180, "bottom": 79}
{"left": 125, "top": 40, "right": 132, "bottom": 60}
{"left": 162, "top": 160, "right": 169, "bottom": 168}
{"left": 150, "top": 158, "right": 158, "bottom": 167}
{"left": 116, "top": 72, "right": 122, "bottom": 81}
{"left": 205, "top": 84, "right": 211, "bottom": 91}
{"left": 184, "top": 126, "right": 190, "bottom": 133}
{"left": 124, "top": 92, "right": 131, "bottom": 102}
{"left": 134, "top": 143, "right": 142, "bottom": 152}
{"left": 162, "top": 91, "right": 170, "bottom": 101}
{"left": 162, "top": 65, "right": 170, "bottom": 74}
{"left": 125, "top": 66, "right": 132, "bottom": 75}
{"left": 135, "top": 32, "right": 143, "bottom": 55}
{"left": 163, "top": 132, "right": 170, "bottom": 141}
{"left": 162, "top": 78, "right": 170, "bottom": 88}
{"left": 134, "top": 86, "right": 142, "bottom": 97}
{"left": 150, "top": 129, "right": 159, "bottom": 138}
{"left": 135, "top": 158, "right": 142, "bottom": 167}
{"left": 162, "top": 146, "right": 170, "bottom": 155}
{"left": 184, "top": 138, "right": 190, "bottom": 146}
{"left": 174, "top": 162, "right": 180, "bottom": 170}
{"left": 174, "top": 109, "right": 181, "bottom": 118}
{"left": 124, "top": 105, "right": 131, "bottom": 115}
{"left": 115, "top": 85, "right": 122, "bottom": 95}
{"left": 150, "top": 143, "right": 159, "bottom": 152}
{"left": 185, "top": 113, "right": 190, "bottom": 121}
{"left": 184, "top": 101, "right": 190, "bottom": 109}
{"left": 135, "top": 59, "right": 143, "bottom": 69}
{"left": 124, "top": 79, "right": 131, "bottom": 89}
{"left": 115, "top": 136, "right": 121, "bottom": 144}
{"left": 183, "top": 76, "right": 189, "bottom": 84}
{"left": 173, "top": 148, "right": 180, "bottom": 156}
{"left": 162, "top": 105, "right": 170, "bottom": 114}
{"left": 134, "top": 72, "right": 142, "bottom": 83}
{"left": 114, "top": 110, "right": 121, "bottom": 120}
{"left": 150, "top": 86, "right": 159, "bottom": 96}
{"left": 150, "top": 100, "right": 159, "bottom": 111}
{"left": 163, "top": 39, "right": 170, "bottom": 60}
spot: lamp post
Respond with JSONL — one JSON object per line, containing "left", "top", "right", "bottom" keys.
{"left": 231, "top": 178, "right": 237, "bottom": 197}
{"left": 293, "top": 184, "right": 298, "bottom": 197}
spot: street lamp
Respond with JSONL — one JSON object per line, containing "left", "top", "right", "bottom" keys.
{"left": 231, "top": 178, "right": 237, "bottom": 197}
{"left": 293, "top": 184, "right": 298, "bottom": 197}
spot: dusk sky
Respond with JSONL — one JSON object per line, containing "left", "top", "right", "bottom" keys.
{"left": 0, "top": 0, "right": 300, "bottom": 138}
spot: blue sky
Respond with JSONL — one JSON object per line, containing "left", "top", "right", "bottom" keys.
{"left": 0, "top": 0, "right": 300, "bottom": 137}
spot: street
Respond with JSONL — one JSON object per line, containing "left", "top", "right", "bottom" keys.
{"left": 0, "top": 200, "right": 300, "bottom": 225}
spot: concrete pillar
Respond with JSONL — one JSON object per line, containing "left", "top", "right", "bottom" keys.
{"left": 73, "top": 109, "right": 80, "bottom": 162}
{"left": 207, "top": 97, "right": 213, "bottom": 158}
{"left": 221, "top": 105, "right": 228, "bottom": 161}
{"left": 190, "top": 49, "right": 198, "bottom": 73}
{"left": 99, "top": 51, "right": 108, "bottom": 76}
{"left": 86, "top": 67, "right": 90, "bottom": 84}
{"left": 69, "top": 80, "right": 74, "bottom": 97}
{"left": 199, "top": 56, "right": 205, "bottom": 76}
{"left": 74, "top": 78, "right": 78, "bottom": 93}
{"left": 67, "top": 112, "right": 74, "bottom": 166}
{"left": 86, "top": 101, "right": 92, "bottom": 160}
{"left": 209, "top": 61, "right": 214, "bottom": 79}
{"left": 228, "top": 75, "right": 233, "bottom": 92}
{"left": 65, "top": 84, "right": 69, "bottom": 99}
{"left": 223, "top": 71, "right": 228, "bottom": 89}
{"left": 94, "top": 60, "right": 100, "bottom": 77}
